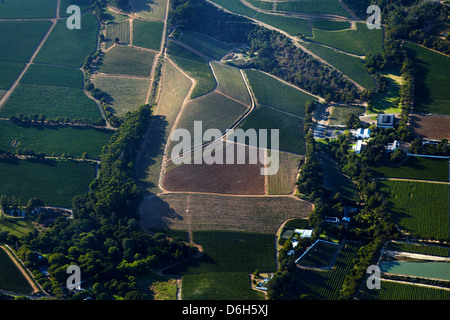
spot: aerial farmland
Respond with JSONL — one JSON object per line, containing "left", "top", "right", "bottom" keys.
{"left": 0, "top": 0, "right": 448, "bottom": 309}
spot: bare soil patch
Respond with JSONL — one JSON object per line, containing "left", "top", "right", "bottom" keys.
{"left": 162, "top": 142, "right": 266, "bottom": 195}
{"left": 409, "top": 114, "right": 450, "bottom": 141}
{"left": 140, "top": 193, "right": 313, "bottom": 234}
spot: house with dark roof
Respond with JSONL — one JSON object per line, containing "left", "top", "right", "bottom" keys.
{"left": 377, "top": 114, "right": 395, "bottom": 128}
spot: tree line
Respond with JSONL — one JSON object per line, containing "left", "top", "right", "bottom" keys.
{"left": 7, "top": 105, "right": 197, "bottom": 300}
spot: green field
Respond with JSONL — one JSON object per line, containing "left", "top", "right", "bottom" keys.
{"left": 404, "top": 42, "right": 450, "bottom": 115}
{"left": 178, "top": 31, "right": 240, "bottom": 60}
{"left": 321, "top": 154, "right": 360, "bottom": 202}
{"left": 286, "top": 241, "right": 360, "bottom": 300}
{"left": 0, "top": 0, "right": 56, "bottom": 19}
{"left": 168, "top": 230, "right": 275, "bottom": 299}
{"left": 167, "top": 91, "right": 248, "bottom": 154}
{"left": 301, "top": 41, "right": 376, "bottom": 90}
{"left": 167, "top": 41, "right": 216, "bottom": 99}
{"left": 385, "top": 241, "right": 450, "bottom": 258}
{"left": 0, "top": 247, "right": 33, "bottom": 294}
{"left": 0, "top": 20, "right": 53, "bottom": 63}
{"left": 133, "top": 20, "right": 164, "bottom": 51}
{"left": 275, "top": 0, "right": 350, "bottom": 17}
{"left": 253, "top": 12, "right": 312, "bottom": 37}
{"left": 0, "top": 84, "right": 101, "bottom": 122}
{"left": 182, "top": 272, "right": 264, "bottom": 300}
{"left": 34, "top": 12, "right": 99, "bottom": 67}
{"left": 237, "top": 104, "right": 306, "bottom": 155}
{"left": 246, "top": 0, "right": 273, "bottom": 10}
{"left": 211, "top": 62, "right": 251, "bottom": 106}
{"left": 59, "top": 0, "right": 92, "bottom": 17}
{"left": 310, "top": 22, "right": 384, "bottom": 56}
{"left": 0, "top": 216, "right": 35, "bottom": 238}
{"left": 369, "top": 156, "right": 449, "bottom": 182}
{"left": 0, "top": 159, "right": 96, "bottom": 207}
{"left": 267, "top": 151, "right": 301, "bottom": 195}
{"left": 93, "top": 75, "right": 150, "bottom": 116}
{"left": 97, "top": 45, "right": 156, "bottom": 77}
{"left": 367, "top": 72, "right": 402, "bottom": 114}
{"left": 358, "top": 279, "right": 450, "bottom": 300}
{"left": 0, "top": 120, "right": 113, "bottom": 159}
{"left": 328, "top": 104, "right": 365, "bottom": 126}
{"left": 129, "top": 0, "right": 167, "bottom": 21}
{"left": 104, "top": 20, "right": 130, "bottom": 50}
{"left": 380, "top": 180, "right": 449, "bottom": 239}
{"left": 21, "top": 64, "right": 84, "bottom": 89}
{"left": 312, "top": 19, "right": 352, "bottom": 31}
{"left": 0, "top": 61, "right": 26, "bottom": 90}
{"left": 245, "top": 69, "right": 315, "bottom": 117}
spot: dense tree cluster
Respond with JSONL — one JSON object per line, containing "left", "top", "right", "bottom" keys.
{"left": 241, "top": 28, "right": 362, "bottom": 103}
{"left": 343, "top": 0, "right": 450, "bottom": 54}
{"left": 12, "top": 106, "right": 197, "bottom": 299}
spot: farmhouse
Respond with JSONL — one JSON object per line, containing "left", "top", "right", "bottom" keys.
{"left": 377, "top": 114, "right": 395, "bottom": 128}
{"left": 353, "top": 140, "right": 363, "bottom": 154}
{"left": 354, "top": 128, "right": 371, "bottom": 139}
{"left": 386, "top": 140, "right": 399, "bottom": 152}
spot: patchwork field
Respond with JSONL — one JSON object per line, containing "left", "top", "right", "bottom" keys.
{"left": 20, "top": 64, "right": 84, "bottom": 89}
{"left": 211, "top": 62, "right": 251, "bottom": 105}
{"left": 0, "top": 20, "right": 53, "bottom": 63}
{"left": 0, "top": 159, "right": 96, "bottom": 208}
{"left": 404, "top": 42, "right": 450, "bottom": 115}
{"left": 104, "top": 20, "right": 130, "bottom": 50}
{"left": 297, "top": 240, "right": 340, "bottom": 268}
{"left": 93, "top": 75, "right": 150, "bottom": 116}
{"left": 0, "top": 121, "right": 113, "bottom": 159}
{"left": 0, "top": 0, "right": 56, "bottom": 19}
{"left": 97, "top": 45, "right": 156, "bottom": 77}
{"left": 312, "top": 19, "right": 351, "bottom": 31}
{"left": 163, "top": 142, "right": 266, "bottom": 195}
{"left": 0, "top": 61, "right": 26, "bottom": 91}
{"left": 165, "top": 91, "right": 249, "bottom": 155}
{"left": 245, "top": 69, "right": 315, "bottom": 117}
{"left": 310, "top": 22, "right": 384, "bottom": 56}
{"left": 379, "top": 180, "right": 449, "bottom": 239}
{"left": 133, "top": 20, "right": 164, "bottom": 51}
{"left": 140, "top": 192, "right": 313, "bottom": 234}
{"left": 167, "top": 41, "right": 216, "bottom": 99}
{"left": 409, "top": 114, "right": 450, "bottom": 141}
{"left": 369, "top": 156, "right": 449, "bottom": 182}
{"left": 34, "top": 12, "right": 99, "bottom": 67}
{"left": 301, "top": 41, "right": 376, "bottom": 90}
{"left": 178, "top": 31, "right": 241, "bottom": 60}
{"left": 267, "top": 151, "right": 302, "bottom": 195}
{"left": 237, "top": 104, "right": 306, "bottom": 155}
{"left": 0, "top": 83, "right": 101, "bottom": 122}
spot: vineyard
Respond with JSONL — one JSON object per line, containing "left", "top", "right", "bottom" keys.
{"left": 385, "top": 241, "right": 450, "bottom": 257}
{"left": 285, "top": 242, "right": 360, "bottom": 299}
{"left": 379, "top": 180, "right": 449, "bottom": 239}
{"left": 357, "top": 280, "right": 450, "bottom": 300}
